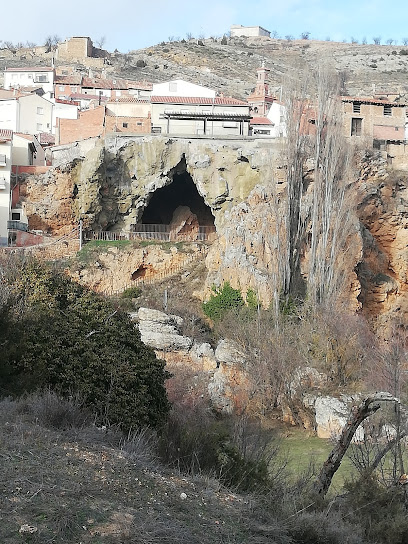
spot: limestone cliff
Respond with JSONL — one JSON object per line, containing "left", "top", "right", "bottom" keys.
{"left": 18, "top": 136, "right": 408, "bottom": 327}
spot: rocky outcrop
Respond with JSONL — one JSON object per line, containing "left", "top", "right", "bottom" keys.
{"left": 136, "top": 307, "right": 193, "bottom": 351}
{"left": 19, "top": 137, "right": 408, "bottom": 326}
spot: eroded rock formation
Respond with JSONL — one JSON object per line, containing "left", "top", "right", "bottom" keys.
{"left": 17, "top": 136, "right": 408, "bottom": 326}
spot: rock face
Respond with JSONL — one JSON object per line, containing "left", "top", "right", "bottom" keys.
{"left": 19, "top": 136, "right": 408, "bottom": 326}
{"left": 136, "top": 307, "right": 193, "bottom": 351}
{"left": 304, "top": 395, "right": 363, "bottom": 440}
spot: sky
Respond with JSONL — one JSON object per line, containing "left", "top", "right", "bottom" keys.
{"left": 3, "top": 0, "right": 408, "bottom": 53}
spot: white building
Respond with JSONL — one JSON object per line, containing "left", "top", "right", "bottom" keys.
{"left": 18, "top": 94, "right": 54, "bottom": 135}
{"left": 4, "top": 67, "right": 55, "bottom": 97}
{"left": 230, "top": 25, "right": 271, "bottom": 38}
{"left": 267, "top": 101, "right": 287, "bottom": 137}
{"left": 0, "top": 98, "right": 18, "bottom": 132}
{"left": 152, "top": 80, "right": 216, "bottom": 98}
{"left": 12, "top": 133, "right": 45, "bottom": 166}
{"left": 52, "top": 100, "right": 78, "bottom": 133}
{"left": 151, "top": 96, "right": 250, "bottom": 136}
{"left": 0, "top": 129, "right": 12, "bottom": 245}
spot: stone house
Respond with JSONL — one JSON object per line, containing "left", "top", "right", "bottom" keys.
{"left": 57, "top": 37, "right": 93, "bottom": 61}
{"left": 230, "top": 25, "right": 271, "bottom": 38}
{"left": 81, "top": 77, "right": 152, "bottom": 100}
{"left": 342, "top": 96, "right": 407, "bottom": 146}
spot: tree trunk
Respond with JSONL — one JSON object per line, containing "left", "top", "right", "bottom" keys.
{"left": 314, "top": 393, "right": 399, "bottom": 496}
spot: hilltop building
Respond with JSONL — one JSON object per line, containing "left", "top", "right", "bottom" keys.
{"left": 230, "top": 25, "right": 271, "bottom": 38}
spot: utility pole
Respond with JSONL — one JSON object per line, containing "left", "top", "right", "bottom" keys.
{"left": 79, "top": 218, "right": 83, "bottom": 250}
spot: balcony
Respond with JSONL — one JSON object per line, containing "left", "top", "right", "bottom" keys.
{"left": 7, "top": 220, "right": 28, "bottom": 232}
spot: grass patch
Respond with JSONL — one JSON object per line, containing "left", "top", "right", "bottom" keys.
{"left": 280, "top": 428, "right": 356, "bottom": 493}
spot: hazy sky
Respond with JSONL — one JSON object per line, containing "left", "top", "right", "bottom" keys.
{"left": 4, "top": 0, "right": 408, "bottom": 52}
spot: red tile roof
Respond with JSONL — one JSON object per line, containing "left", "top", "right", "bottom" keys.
{"left": 373, "top": 125, "right": 406, "bottom": 141}
{"left": 69, "top": 93, "right": 108, "bottom": 101}
{"left": 55, "top": 98, "right": 79, "bottom": 106}
{"left": 82, "top": 77, "right": 153, "bottom": 91}
{"left": 55, "top": 75, "right": 83, "bottom": 85}
{"left": 5, "top": 67, "right": 54, "bottom": 72}
{"left": 250, "top": 116, "right": 273, "bottom": 125}
{"left": 107, "top": 97, "right": 149, "bottom": 103}
{"left": 0, "top": 129, "right": 13, "bottom": 140}
{"left": 37, "top": 133, "right": 55, "bottom": 145}
{"left": 151, "top": 96, "right": 248, "bottom": 106}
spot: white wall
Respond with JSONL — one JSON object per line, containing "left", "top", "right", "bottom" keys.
{"left": 4, "top": 69, "right": 55, "bottom": 96}
{"left": 0, "top": 140, "right": 12, "bottom": 245}
{"left": 18, "top": 94, "right": 54, "bottom": 135}
{"left": 0, "top": 99, "right": 18, "bottom": 132}
{"left": 52, "top": 101, "right": 78, "bottom": 133}
{"left": 230, "top": 25, "right": 270, "bottom": 37}
{"left": 152, "top": 80, "right": 216, "bottom": 98}
{"left": 267, "top": 102, "right": 287, "bottom": 137}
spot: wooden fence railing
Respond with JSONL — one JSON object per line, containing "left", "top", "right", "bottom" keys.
{"left": 85, "top": 224, "right": 217, "bottom": 243}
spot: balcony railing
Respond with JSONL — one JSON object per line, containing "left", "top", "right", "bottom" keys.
{"left": 7, "top": 220, "right": 28, "bottom": 232}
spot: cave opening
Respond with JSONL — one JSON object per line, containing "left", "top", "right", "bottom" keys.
{"left": 140, "top": 164, "right": 215, "bottom": 227}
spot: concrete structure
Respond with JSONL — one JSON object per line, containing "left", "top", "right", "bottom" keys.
{"left": 0, "top": 94, "right": 53, "bottom": 135}
{"left": 105, "top": 98, "right": 151, "bottom": 134}
{"left": 0, "top": 98, "right": 18, "bottom": 132}
{"left": 267, "top": 101, "right": 287, "bottom": 137}
{"left": 18, "top": 94, "right": 54, "bottom": 135}
{"left": 151, "top": 96, "right": 251, "bottom": 136}
{"left": 0, "top": 129, "right": 12, "bottom": 245}
{"left": 250, "top": 117, "right": 273, "bottom": 136}
{"left": 56, "top": 106, "right": 105, "bottom": 145}
{"left": 230, "top": 25, "right": 270, "bottom": 38}
{"left": 342, "top": 97, "right": 407, "bottom": 146}
{"left": 57, "top": 37, "right": 93, "bottom": 61}
{"left": 152, "top": 80, "right": 215, "bottom": 98}
{"left": 4, "top": 67, "right": 55, "bottom": 97}
{"left": 12, "top": 133, "right": 45, "bottom": 166}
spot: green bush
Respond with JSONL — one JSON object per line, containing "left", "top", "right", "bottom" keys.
{"left": 121, "top": 286, "right": 142, "bottom": 299}
{"left": 202, "top": 282, "right": 244, "bottom": 321}
{"left": 0, "top": 259, "right": 170, "bottom": 431}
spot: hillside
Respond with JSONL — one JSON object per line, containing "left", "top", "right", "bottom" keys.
{"left": 2, "top": 36, "right": 408, "bottom": 100}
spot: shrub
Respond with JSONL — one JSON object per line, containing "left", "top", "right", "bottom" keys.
{"left": 0, "top": 259, "right": 170, "bottom": 431}
{"left": 136, "top": 59, "right": 146, "bottom": 67}
{"left": 202, "top": 282, "right": 244, "bottom": 321}
{"left": 121, "top": 286, "right": 142, "bottom": 299}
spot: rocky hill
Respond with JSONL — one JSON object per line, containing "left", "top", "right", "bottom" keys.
{"left": 2, "top": 36, "right": 408, "bottom": 100}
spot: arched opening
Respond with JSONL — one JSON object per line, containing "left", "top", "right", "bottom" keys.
{"left": 140, "top": 167, "right": 214, "bottom": 227}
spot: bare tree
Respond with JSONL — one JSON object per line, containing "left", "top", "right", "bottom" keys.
{"left": 373, "top": 36, "right": 382, "bottom": 45}
{"left": 271, "top": 30, "right": 280, "bottom": 39}
{"left": 307, "top": 67, "right": 355, "bottom": 308}
{"left": 315, "top": 393, "right": 400, "bottom": 496}
{"left": 95, "top": 36, "right": 106, "bottom": 49}
{"left": 285, "top": 35, "right": 294, "bottom": 42}
{"left": 351, "top": 37, "right": 359, "bottom": 44}
{"left": 386, "top": 38, "right": 394, "bottom": 45}
{"left": 403, "top": 37, "right": 408, "bottom": 46}
{"left": 362, "top": 36, "right": 367, "bottom": 45}
{"left": 186, "top": 32, "right": 193, "bottom": 40}
{"left": 300, "top": 31, "right": 310, "bottom": 40}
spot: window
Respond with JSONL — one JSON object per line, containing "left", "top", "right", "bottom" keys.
{"left": 351, "top": 117, "right": 362, "bottom": 136}
{"left": 122, "top": 122, "right": 128, "bottom": 128}
{"left": 169, "top": 82, "right": 177, "bottom": 92}
{"left": 137, "top": 122, "right": 142, "bottom": 126}
{"left": 59, "top": 86, "right": 65, "bottom": 91}
{"left": 353, "top": 102, "right": 361, "bottom": 114}
{"left": 37, "top": 107, "right": 44, "bottom": 115}
{"left": 384, "top": 105, "right": 392, "bottom": 116}
{"left": 12, "top": 212, "right": 21, "bottom": 220}
{"left": 71, "top": 86, "right": 77, "bottom": 92}
{"left": 35, "top": 75, "right": 48, "bottom": 82}
{"left": 0, "top": 154, "right": 6, "bottom": 166}
{"left": 36, "top": 123, "right": 43, "bottom": 131}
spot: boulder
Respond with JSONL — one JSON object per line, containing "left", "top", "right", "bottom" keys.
{"left": 215, "top": 339, "right": 246, "bottom": 366}
{"left": 136, "top": 307, "right": 193, "bottom": 351}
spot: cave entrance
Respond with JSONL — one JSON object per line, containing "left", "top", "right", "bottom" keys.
{"left": 137, "top": 161, "right": 216, "bottom": 241}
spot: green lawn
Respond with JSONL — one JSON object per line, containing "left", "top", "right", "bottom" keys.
{"left": 279, "top": 429, "right": 357, "bottom": 493}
